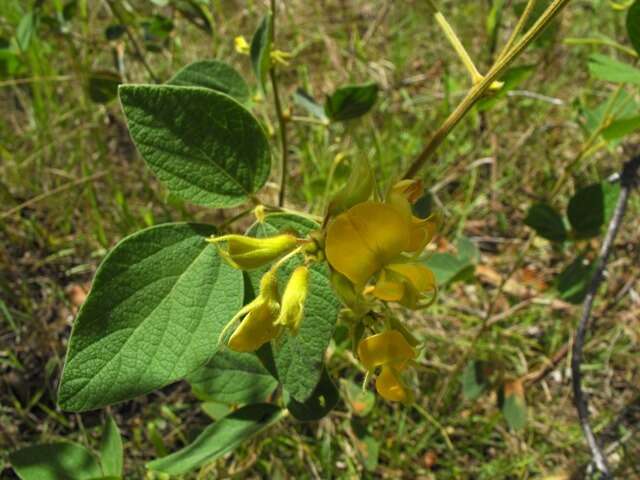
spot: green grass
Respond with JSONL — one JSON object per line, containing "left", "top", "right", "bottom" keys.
{"left": 2, "top": 0, "right": 640, "bottom": 478}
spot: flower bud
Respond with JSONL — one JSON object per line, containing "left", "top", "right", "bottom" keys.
{"left": 228, "top": 271, "right": 280, "bottom": 352}
{"left": 208, "top": 234, "right": 298, "bottom": 270}
{"left": 275, "top": 266, "right": 309, "bottom": 335}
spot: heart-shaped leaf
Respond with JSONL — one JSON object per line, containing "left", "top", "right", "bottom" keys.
{"left": 58, "top": 223, "right": 243, "bottom": 411}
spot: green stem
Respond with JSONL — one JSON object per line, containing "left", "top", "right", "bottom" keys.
{"left": 496, "top": 0, "right": 537, "bottom": 62}
{"left": 564, "top": 37, "right": 638, "bottom": 58}
{"left": 434, "top": 11, "right": 483, "bottom": 83}
{"left": 269, "top": 0, "right": 289, "bottom": 207}
{"left": 403, "top": 0, "right": 571, "bottom": 179}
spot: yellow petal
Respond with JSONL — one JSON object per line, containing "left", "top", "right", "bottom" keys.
{"left": 407, "top": 215, "right": 438, "bottom": 253}
{"left": 390, "top": 179, "right": 424, "bottom": 204}
{"left": 368, "top": 269, "right": 405, "bottom": 302}
{"left": 275, "top": 266, "right": 309, "bottom": 335}
{"left": 376, "top": 365, "right": 409, "bottom": 402}
{"left": 228, "top": 300, "right": 280, "bottom": 352}
{"left": 385, "top": 263, "right": 436, "bottom": 309}
{"left": 325, "top": 202, "right": 410, "bottom": 288}
{"left": 386, "top": 263, "right": 436, "bottom": 293}
{"left": 357, "top": 330, "right": 416, "bottom": 371}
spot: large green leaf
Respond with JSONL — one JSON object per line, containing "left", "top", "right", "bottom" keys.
{"left": 58, "top": 223, "right": 243, "bottom": 411}
{"left": 555, "top": 255, "right": 595, "bottom": 304}
{"left": 627, "top": 0, "right": 640, "bottom": 57}
{"left": 119, "top": 85, "right": 271, "bottom": 208}
{"left": 601, "top": 115, "right": 640, "bottom": 141}
{"left": 250, "top": 13, "right": 272, "bottom": 91}
{"left": 325, "top": 82, "right": 379, "bottom": 122}
{"left": 247, "top": 214, "right": 341, "bottom": 402}
{"left": 147, "top": 403, "right": 284, "bottom": 475}
{"left": 588, "top": 54, "right": 640, "bottom": 86}
{"left": 524, "top": 203, "right": 567, "bottom": 242}
{"left": 10, "top": 443, "right": 102, "bottom": 480}
{"left": 167, "top": 60, "right": 250, "bottom": 104}
{"left": 99, "top": 415, "right": 123, "bottom": 477}
{"left": 187, "top": 349, "right": 278, "bottom": 404}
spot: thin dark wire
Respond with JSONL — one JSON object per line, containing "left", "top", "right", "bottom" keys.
{"left": 571, "top": 154, "right": 640, "bottom": 478}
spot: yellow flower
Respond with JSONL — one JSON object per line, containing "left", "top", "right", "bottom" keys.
{"left": 358, "top": 330, "right": 416, "bottom": 402}
{"left": 207, "top": 234, "right": 298, "bottom": 270}
{"left": 325, "top": 199, "right": 437, "bottom": 308}
{"left": 275, "top": 266, "right": 309, "bottom": 335}
{"left": 234, "top": 35, "right": 250, "bottom": 55}
{"left": 226, "top": 270, "right": 281, "bottom": 352}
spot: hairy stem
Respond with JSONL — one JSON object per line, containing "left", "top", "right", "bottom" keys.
{"left": 270, "top": 0, "right": 290, "bottom": 207}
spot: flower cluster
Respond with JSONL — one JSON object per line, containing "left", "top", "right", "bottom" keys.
{"left": 324, "top": 178, "right": 438, "bottom": 402}
{"left": 210, "top": 173, "right": 438, "bottom": 403}
{"left": 208, "top": 233, "right": 310, "bottom": 352}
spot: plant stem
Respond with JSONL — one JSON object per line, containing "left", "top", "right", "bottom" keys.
{"left": 403, "top": 0, "right": 572, "bottom": 179}
{"left": 496, "top": 0, "right": 537, "bottom": 62}
{"left": 269, "top": 0, "right": 289, "bottom": 207}
{"left": 571, "top": 154, "right": 640, "bottom": 477}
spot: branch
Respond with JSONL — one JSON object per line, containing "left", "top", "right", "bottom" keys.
{"left": 571, "top": 154, "right": 640, "bottom": 478}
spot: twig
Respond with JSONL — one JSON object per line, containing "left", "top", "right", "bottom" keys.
{"left": 571, "top": 154, "right": 640, "bottom": 478}
{"left": 403, "top": 0, "right": 571, "bottom": 179}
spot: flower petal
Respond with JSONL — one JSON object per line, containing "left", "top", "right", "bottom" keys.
{"left": 326, "top": 202, "right": 410, "bottom": 288}
{"left": 368, "top": 269, "right": 405, "bottom": 302}
{"left": 357, "top": 330, "right": 416, "bottom": 370}
{"left": 407, "top": 215, "right": 438, "bottom": 253}
{"left": 386, "top": 263, "right": 436, "bottom": 293}
{"left": 228, "top": 300, "right": 280, "bottom": 352}
{"left": 376, "top": 365, "right": 409, "bottom": 402}
{"left": 275, "top": 266, "right": 309, "bottom": 335}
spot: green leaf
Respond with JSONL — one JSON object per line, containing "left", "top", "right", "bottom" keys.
{"left": 567, "top": 183, "right": 605, "bottom": 239}
{"left": 424, "top": 253, "right": 474, "bottom": 286}
{"left": 457, "top": 236, "right": 480, "bottom": 264}
{"left": 167, "top": 60, "right": 250, "bottom": 104}
{"left": 603, "top": 182, "right": 621, "bottom": 224}
{"left": 293, "top": 88, "right": 328, "bottom": 121}
{"left": 499, "top": 382, "right": 527, "bottom": 430}
{"left": 356, "top": 435, "right": 379, "bottom": 472}
{"left": 286, "top": 368, "right": 339, "bottom": 421}
{"left": 555, "top": 255, "right": 594, "bottom": 304}
{"left": 247, "top": 214, "right": 341, "bottom": 402}
{"left": 461, "top": 360, "right": 486, "bottom": 401}
{"left": 99, "top": 415, "right": 123, "bottom": 477}
{"left": 601, "top": 115, "right": 640, "bottom": 141}
{"left": 627, "top": 0, "right": 640, "bottom": 57}
{"left": 584, "top": 89, "right": 637, "bottom": 136}
{"left": 343, "top": 379, "right": 375, "bottom": 417}
{"left": 58, "top": 223, "right": 243, "bottom": 411}
{"left": 147, "top": 403, "right": 283, "bottom": 475}
{"left": 87, "top": 70, "right": 121, "bottom": 104}
{"left": 524, "top": 203, "right": 567, "bottom": 242}
{"left": 476, "top": 65, "right": 534, "bottom": 111}
{"left": 16, "top": 11, "right": 38, "bottom": 52}
{"left": 588, "top": 54, "right": 640, "bottom": 86}
{"left": 187, "top": 349, "right": 278, "bottom": 405}
{"left": 250, "top": 13, "right": 272, "bottom": 91}
{"left": 10, "top": 443, "right": 102, "bottom": 480}
{"left": 325, "top": 82, "right": 379, "bottom": 122}
{"left": 119, "top": 85, "right": 271, "bottom": 208}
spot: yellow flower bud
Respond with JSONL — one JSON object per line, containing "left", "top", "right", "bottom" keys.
{"left": 227, "top": 271, "right": 280, "bottom": 352}
{"left": 275, "top": 266, "right": 309, "bottom": 335}
{"left": 234, "top": 35, "right": 250, "bottom": 55}
{"left": 208, "top": 234, "right": 298, "bottom": 270}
